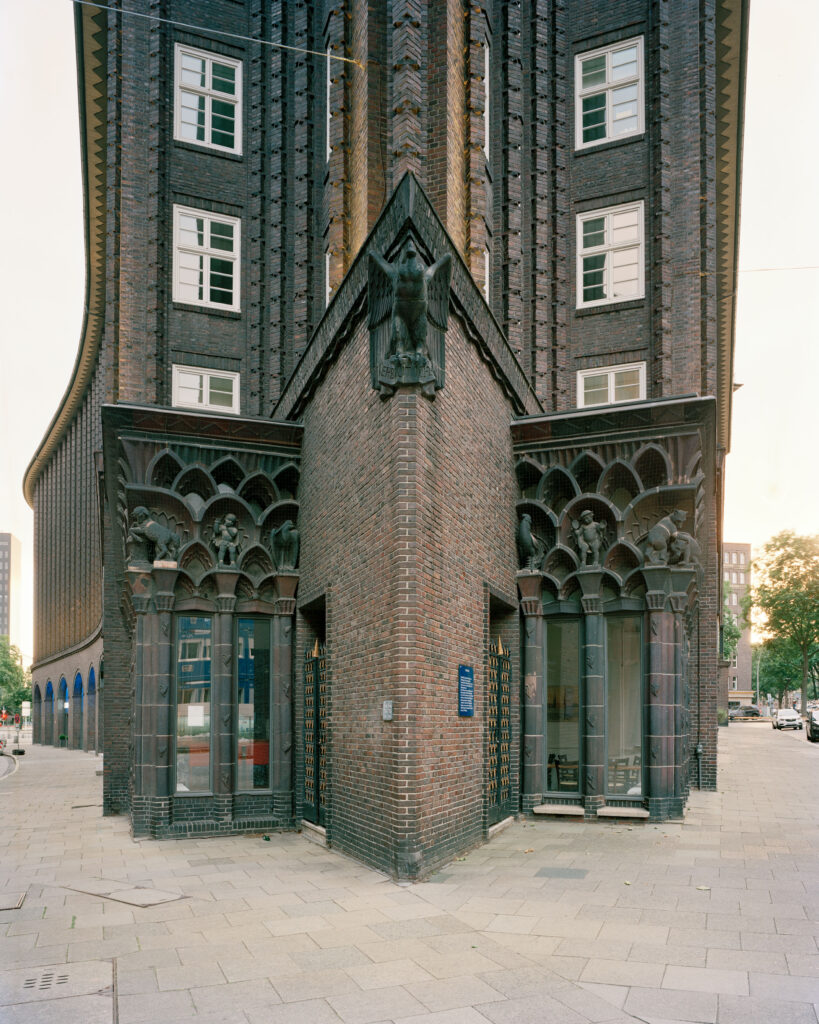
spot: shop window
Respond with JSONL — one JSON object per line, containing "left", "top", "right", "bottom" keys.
{"left": 175, "top": 616, "right": 212, "bottom": 792}
{"left": 546, "top": 620, "right": 581, "bottom": 793}
{"left": 606, "top": 616, "right": 642, "bottom": 796}
{"left": 237, "top": 618, "right": 272, "bottom": 791}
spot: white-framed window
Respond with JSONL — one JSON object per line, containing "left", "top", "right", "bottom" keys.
{"left": 575, "top": 37, "right": 643, "bottom": 150}
{"left": 731, "top": 677, "right": 737, "bottom": 689}
{"left": 172, "top": 364, "right": 240, "bottom": 414}
{"left": 483, "top": 37, "right": 490, "bottom": 160}
{"left": 577, "top": 202, "right": 644, "bottom": 308}
{"left": 732, "top": 552, "right": 737, "bottom": 564}
{"left": 174, "top": 44, "right": 242, "bottom": 154}
{"left": 483, "top": 245, "right": 490, "bottom": 302}
{"left": 577, "top": 361, "right": 646, "bottom": 408}
{"left": 724, "top": 572, "right": 729, "bottom": 582}
{"left": 731, "top": 653, "right": 738, "bottom": 668}
{"left": 325, "top": 249, "right": 332, "bottom": 308}
{"left": 173, "top": 205, "right": 240, "bottom": 311}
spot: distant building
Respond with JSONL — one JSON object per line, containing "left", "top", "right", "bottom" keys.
{"left": 0, "top": 533, "right": 21, "bottom": 651}
{"left": 723, "top": 542, "right": 753, "bottom": 705}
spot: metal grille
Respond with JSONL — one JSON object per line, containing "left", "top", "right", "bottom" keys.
{"left": 488, "top": 638, "right": 512, "bottom": 824}
{"left": 304, "top": 642, "right": 327, "bottom": 825}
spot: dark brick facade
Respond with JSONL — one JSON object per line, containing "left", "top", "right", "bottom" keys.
{"left": 25, "top": 1, "right": 746, "bottom": 875}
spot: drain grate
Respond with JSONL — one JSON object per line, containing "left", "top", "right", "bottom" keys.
{"left": 23, "top": 970, "right": 70, "bottom": 991}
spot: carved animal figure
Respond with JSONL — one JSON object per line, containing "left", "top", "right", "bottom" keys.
{"left": 212, "top": 513, "right": 241, "bottom": 567}
{"left": 644, "top": 508, "right": 696, "bottom": 565}
{"left": 517, "top": 513, "right": 545, "bottom": 570}
{"left": 271, "top": 520, "right": 300, "bottom": 571}
{"left": 368, "top": 243, "right": 452, "bottom": 398}
{"left": 127, "top": 506, "right": 181, "bottom": 562}
{"left": 571, "top": 510, "right": 606, "bottom": 567}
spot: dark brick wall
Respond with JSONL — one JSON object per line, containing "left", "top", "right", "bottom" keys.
{"left": 297, "top": 313, "right": 519, "bottom": 877}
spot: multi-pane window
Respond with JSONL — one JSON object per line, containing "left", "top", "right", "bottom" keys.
{"left": 546, "top": 621, "right": 581, "bottom": 794}
{"left": 606, "top": 616, "right": 642, "bottom": 796}
{"left": 577, "top": 362, "right": 646, "bottom": 408}
{"left": 173, "top": 206, "right": 240, "bottom": 311}
{"left": 575, "top": 37, "right": 643, "bottom": 149}
{"left": 172, "top": 364, "right": 240, "bottom": 414}
{"left": 577, "top": 202, "right": 644, "bottom": 308}
{"left": 174, "top": 44, "right": 241, "bottom": 153}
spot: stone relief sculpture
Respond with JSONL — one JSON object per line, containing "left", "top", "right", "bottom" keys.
{"left": 127, "top": 506, "right": 181, "bottom": 563}
{"left": 270, "top": 520, "right": 300, "bottom": 571}
{"left": 368, "top": 242, "right": 452, "bottom": 399}
{"left": 212, "top": 513, "right": 241, "bottom": 567}
{"left": 571, "top": 510, "right": 606, "bottom": 567}
{"left": 644, "top": 509, "right": 700, "bottom": 565}
{"left": 516, "top": 513, "right": 545, "bottom": 571}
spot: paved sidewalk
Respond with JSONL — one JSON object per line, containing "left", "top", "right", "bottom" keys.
{"left": 0, "top": 725, "right": 817, "bottom": 1024}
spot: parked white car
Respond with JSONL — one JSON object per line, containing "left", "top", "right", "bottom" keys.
{"left": 772, "top": 708, "right": 803, "bottom": 731}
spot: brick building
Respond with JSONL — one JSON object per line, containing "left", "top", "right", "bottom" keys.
{"left": 24, "top": 0, "right": 748, "bottom": 878}
{"left": 723, "top": 541, "right": 753, "bottom": 707}
{"left": 0, "top": 533, "right": 21, "bottom": 652}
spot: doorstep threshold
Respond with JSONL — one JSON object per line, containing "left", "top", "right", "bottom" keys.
{"left": 596, "top": 805, "right": 649, "bottom": 819}
{"left": 532, "top": 803, "right": 585, "bottom": 816}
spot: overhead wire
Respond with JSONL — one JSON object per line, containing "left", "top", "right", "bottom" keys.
{"left": 71, "top": 0, "right": 365, "bottom": 69}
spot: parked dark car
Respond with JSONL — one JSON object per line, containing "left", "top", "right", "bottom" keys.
{"left": 806, "top": 710, "right": 819, "bottom": 742}
{"left": 730, "top": 705, "right": 761, "bottom": 719}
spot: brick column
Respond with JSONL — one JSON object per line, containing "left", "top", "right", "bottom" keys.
{"left": 578, "top": 570, "right": 605, "bottom": 813}
{"left": 517, "top": 571, "right": 544, "bottom": 802}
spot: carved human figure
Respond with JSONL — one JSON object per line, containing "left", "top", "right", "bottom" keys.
{"left": 212, "top": 513, "right": 241, "bottom": 567}
{"left": 571, "top": 509, "right": 606, "bottom": 567}
{"left": 270, "top": 519, "right": 300, "bottom": 571}
{"left": 368, "top": 243, "right": 452, "bottom": 398}
{"left": 516, "top": 513, "right": 545, "bottom": 571}
{"left": 127, "top": 506, "right": 181, "bottom": 562}
{"left": 644, "top": 508, "right": 696, "bottom": 565}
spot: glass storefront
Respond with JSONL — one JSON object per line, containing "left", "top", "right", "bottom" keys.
{"left": 606, "top": 615, "right": 642, "bottom": 795}
{"left": 546, "top": 620, "right": 581, "bottom": 792}
{"left": 237, "top": 618, "right": 272, "bottom": 790}
{"left": 175, "top": 615, "right": 212, "bottom": 792}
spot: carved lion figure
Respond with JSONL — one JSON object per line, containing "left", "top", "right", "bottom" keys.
{"left": 127, "top": 506, "right": 181, "bottom": 562}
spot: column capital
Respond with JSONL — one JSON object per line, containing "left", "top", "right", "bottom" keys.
{"left": 646, "top": 591, "right": 667, "bottom": 612}
{"left": 516, "top": 570, "right": 543, "bottom": 616}
{"left": 581, "top": 595, "right": 602, "bottom": 615}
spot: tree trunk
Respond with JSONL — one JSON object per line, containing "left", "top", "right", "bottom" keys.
{"left": 802, "top": 647, "right": 810, "bottom": 718}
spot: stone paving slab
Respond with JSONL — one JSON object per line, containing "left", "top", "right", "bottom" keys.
{"left": 1, "top": 728, "right": 818, "bottom": 1022}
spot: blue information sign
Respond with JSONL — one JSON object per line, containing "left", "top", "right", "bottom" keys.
{"left": 458, "top": 665, "right": 475, "bottom": 717}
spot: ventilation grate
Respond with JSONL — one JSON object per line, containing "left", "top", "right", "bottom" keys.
{"left": 23, "top": 970, "right": 70, "bottom": 991}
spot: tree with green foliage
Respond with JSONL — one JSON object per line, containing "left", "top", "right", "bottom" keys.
{"left": 743, "top": 532, "right": 819, "bottom": 714}
{"left": 721, "top": 581, "right": 742, "bottom": 661}
{"left": 0, "top": 637, "right": 31, "bottom": 716}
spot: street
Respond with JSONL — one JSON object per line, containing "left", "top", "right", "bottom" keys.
{"left": 1, "top": 726, "right": 817, "bottom": 1024}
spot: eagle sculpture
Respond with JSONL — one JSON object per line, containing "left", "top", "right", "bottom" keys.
{"left": 368, "top": 243, "right": 452, "bottom": 399}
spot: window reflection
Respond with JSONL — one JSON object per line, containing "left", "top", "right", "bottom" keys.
{"left": 546, "top": 620, "right": 581, "bottom": 792}
{"left": 606, "top": 616, "right": 642, "bottom": 795}
{"left": 176, "top": 616, "right": 212, "bottom": 792}
{"left": 237, "top": 619, "right": 271, "bottom": 790}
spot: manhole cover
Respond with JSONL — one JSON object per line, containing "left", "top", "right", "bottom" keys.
{"left": 0, "top": 892, "right": 25, "bottom": 911}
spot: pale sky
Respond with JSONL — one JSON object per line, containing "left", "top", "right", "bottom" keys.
{"left": 1, "top": 0, "right": 817, "bottom": 665}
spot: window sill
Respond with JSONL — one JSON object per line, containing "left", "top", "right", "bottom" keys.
{"left": 574, "top": 133, "right": 645, "bottom": 158}
{"left": 575, "top": 298, "right": 644, "bottom": 318}
{"left": 172, "top": 302, "right": 242, "bottom": 319}
{"left": 174, "top": 139, "right": 243, "bottom": 162}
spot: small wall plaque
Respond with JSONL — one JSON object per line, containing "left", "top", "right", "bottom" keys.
{"left": 458, "top": 665, "right": 474, "bottom": 717}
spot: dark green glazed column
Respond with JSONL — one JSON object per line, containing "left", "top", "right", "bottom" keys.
{"left": 669, "top": 567, "right": 696, "bottom": 809}
{"left": 213, "top": 572, "right": 239, "bottom": 811}
{"left": 129, "top": 585, "right": 151, "bottom": 800}
{"left": 643, "top": 567, "right": 674, "bottom": 815}
{"left": 578, "top": 570, "right": 605, "bottom": 812}
{"left": 151, "top": 564, "right": 178, "bottom": 804}
{"left": 273, "top": 572, "right": 299, "bottom": 802}
{"left": 517, "top": 572, "right": 544, "bottom": 800}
